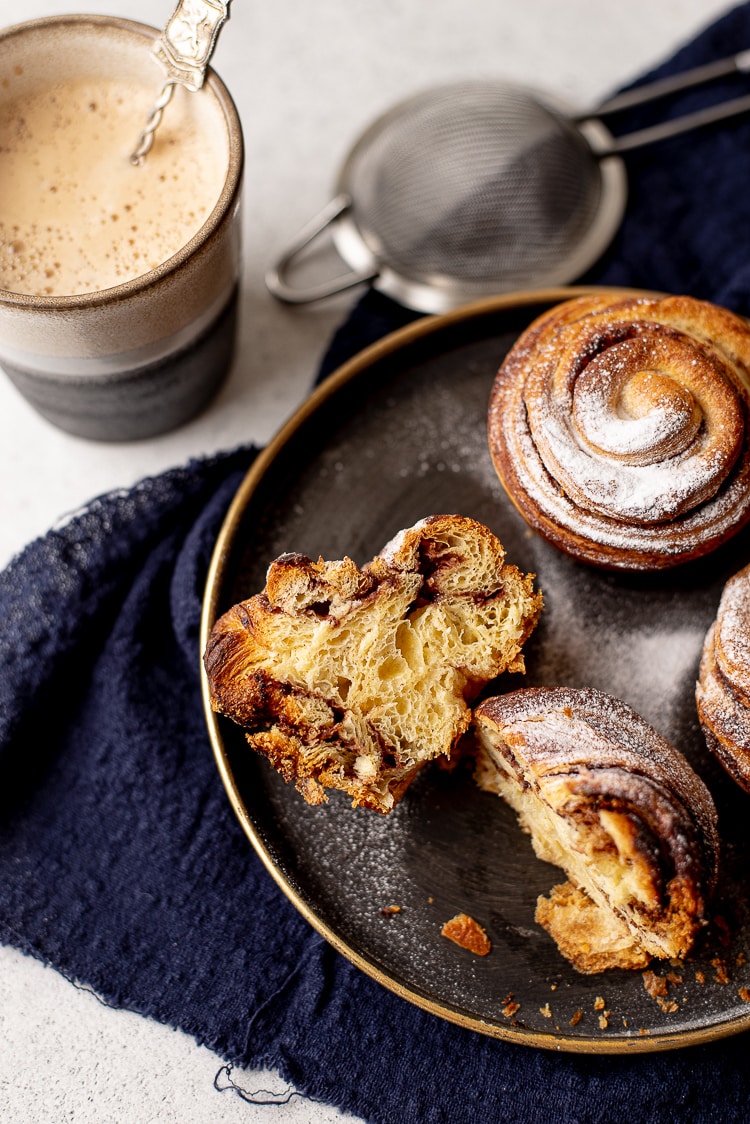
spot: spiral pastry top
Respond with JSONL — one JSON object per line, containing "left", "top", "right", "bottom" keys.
{"left": 488, "top": 293, "right": 750, "bottom": 569}
{"left": 474, "top": 686, "right": 719, "bottom": 972}
{"left": 697, "top": 562, "right": 750, "bottom": 792}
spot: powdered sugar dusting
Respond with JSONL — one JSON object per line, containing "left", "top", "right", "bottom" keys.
{"left": 489, "top": 295, "right": 750, "bottom": 568}
{"left": 698, "top": 632, "right": 750, "bottom": 755}
{"left": 716, "top": 563, "right": 750, "bottom": 700}
{"left": 481, "top": 688, "right": 673, "bottom": 781}
{"left": 476, "top": 684, "right": 719, "bottom": 861}
{"left": 696, "top": 563, "right": 750, "bottom": 789}
{"left": 526, "top": 542, "right": 707, "bottom": 738}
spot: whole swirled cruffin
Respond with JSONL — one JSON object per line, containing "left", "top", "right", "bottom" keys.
{"left": 488, "top": 293, "right": 750, "bottom": 570}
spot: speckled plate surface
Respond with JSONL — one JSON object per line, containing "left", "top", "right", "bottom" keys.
{"left": 201, "top": 288, "right": 750, "bottom": 1053}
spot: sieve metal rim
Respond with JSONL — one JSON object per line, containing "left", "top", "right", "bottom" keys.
{"left": 266, "top": 80, "right": 628, "bottom": 314}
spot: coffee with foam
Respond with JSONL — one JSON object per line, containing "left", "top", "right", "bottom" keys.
{"left": 0, "top": 16, "right": 242, "bottom": 440}
{"left": 0, "top": 75, "right": 226, "bottom": 296}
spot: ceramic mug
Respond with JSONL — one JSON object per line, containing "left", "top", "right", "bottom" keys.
{"left": 0, "top": 15, "right": 243, "bottom": 441}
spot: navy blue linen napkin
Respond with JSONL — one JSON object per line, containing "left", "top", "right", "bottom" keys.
{"left": 3, "top": 5, "right": 750, "bottom": 1122}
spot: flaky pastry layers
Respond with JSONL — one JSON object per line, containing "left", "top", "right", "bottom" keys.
{"left": 488, "top": 293, "right": 750, "bottom": 570}
{"left": 474, "top": 687, "right": 719, "bottom": 973}
{"left": 205, "top": 515, "right": 542, "bottom": 813}
{"left": 697, "top": 561, "right": 750, "bottom": 792}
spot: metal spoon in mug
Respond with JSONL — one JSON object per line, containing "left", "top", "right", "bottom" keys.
{"left": 130, "top": 0, "right": 232, "bottom": 166}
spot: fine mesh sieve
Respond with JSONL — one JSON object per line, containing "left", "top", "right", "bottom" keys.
{"left": 267, "top": 53, "right": 750, "bottom": 313}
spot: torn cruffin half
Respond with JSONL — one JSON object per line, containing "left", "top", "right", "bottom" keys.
{"left": 204, "top": 515, "right": 542, "bottom": 813}
{"left": 473, "top": 687, "right": 719, "bottom": 973}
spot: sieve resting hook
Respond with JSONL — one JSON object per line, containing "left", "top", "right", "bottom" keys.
{"left": 265, "top": 194, "right": 378, "bottom": 304}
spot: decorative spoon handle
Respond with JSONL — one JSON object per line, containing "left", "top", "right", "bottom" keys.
{"left": 154, "top": 0, "right": 232, "bottom": 92}
{"left": 131, "top": 0, "right": 232, "bottom": 166}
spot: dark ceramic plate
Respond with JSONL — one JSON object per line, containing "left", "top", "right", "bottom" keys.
{"left": 201, "top": 288, "right": 750, "bottom": 1052}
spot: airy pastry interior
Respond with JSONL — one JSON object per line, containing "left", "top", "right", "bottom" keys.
{"left": 205, "top": 515, "right": 542, "bottom": 812}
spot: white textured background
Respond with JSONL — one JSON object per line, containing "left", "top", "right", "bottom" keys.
{"left": 0, "top": 1, "right": 738, "bottom": 1120}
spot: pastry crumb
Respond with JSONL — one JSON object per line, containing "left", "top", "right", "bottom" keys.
{"left": 380, "top": 904, "right": 401, "bottom": 917}
{"left": 441, "top": 913, "right": 491, "bottom": 956}
{"left": 712, "top": 958, "right": 730, "bottom": 984}
{"left": 539, "top": 1003, "right": 552, "bottom": 1019}
{"left": 738, "top": 986, "right": 750, "bottom": 1003}
{"left": 569, "top": 1009, "right": 583, "bottom": 1027}
{"left": 598, "top": 1014, "right": 609, "bottom": 1029}
{"left": 642, "top": 971, "right": 669, "bottom": 998}
{"left": 501, "top": 994, "right": 520, "bottom": 1018}
{"left": 594, "top": 996, "right": 606, "bottom": 1011}
{"left": 695, "top": 970, "right": 706, "bottom": 984}
{"left": 643, "top": 969, "right": 681, "bottom": 1012}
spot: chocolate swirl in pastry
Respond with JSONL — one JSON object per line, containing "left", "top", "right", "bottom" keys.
{"left": 204, "top": 515, "right": 542, "bottom": 813}
{"left": 697, "top": 562, "right": 750, "bottom": 792}
{"left": 474, "top": 687, "right": 719, "bottom": 973}
{"left": 488, "top": 293, "right": 750, "bottom": 570}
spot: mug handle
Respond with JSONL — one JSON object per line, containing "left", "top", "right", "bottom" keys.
{"left": 265, "top": 194, "right": 379, "bottom": 304}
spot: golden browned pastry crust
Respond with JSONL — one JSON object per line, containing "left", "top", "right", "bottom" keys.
{"left": 535, "top": 882, "right": 652, "bottom": 973}
{"left": 487, "top": 293, "right": 750, "bottom": 570}
{"left": 204, "top": 515, "right": 542, "bottom": 813}
{"left": 696, "top": 561, "right": 750, "bottom": 792}
{"left": 473, "top": 687, "right": 719, "bottom": 973}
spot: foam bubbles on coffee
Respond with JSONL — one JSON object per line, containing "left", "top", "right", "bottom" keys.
{"left": 0, "top": 76, "right": 226, "bottom": 296}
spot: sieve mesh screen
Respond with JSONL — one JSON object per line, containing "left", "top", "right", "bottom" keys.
{"left": 345, "top": 83, "right": 604, "bottom": 287}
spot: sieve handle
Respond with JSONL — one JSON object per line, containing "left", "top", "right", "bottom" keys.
{"left": 592, "top": 49, "right": 750, "bottom": 117}
{"left": 584, "top": 48, "right": 750, "bottom": 156}
{"left": 265, "top": 195, "right": 379, "bottom": 304}
{"left": 593, "top": 91, "right": 750, "bottom": 155}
